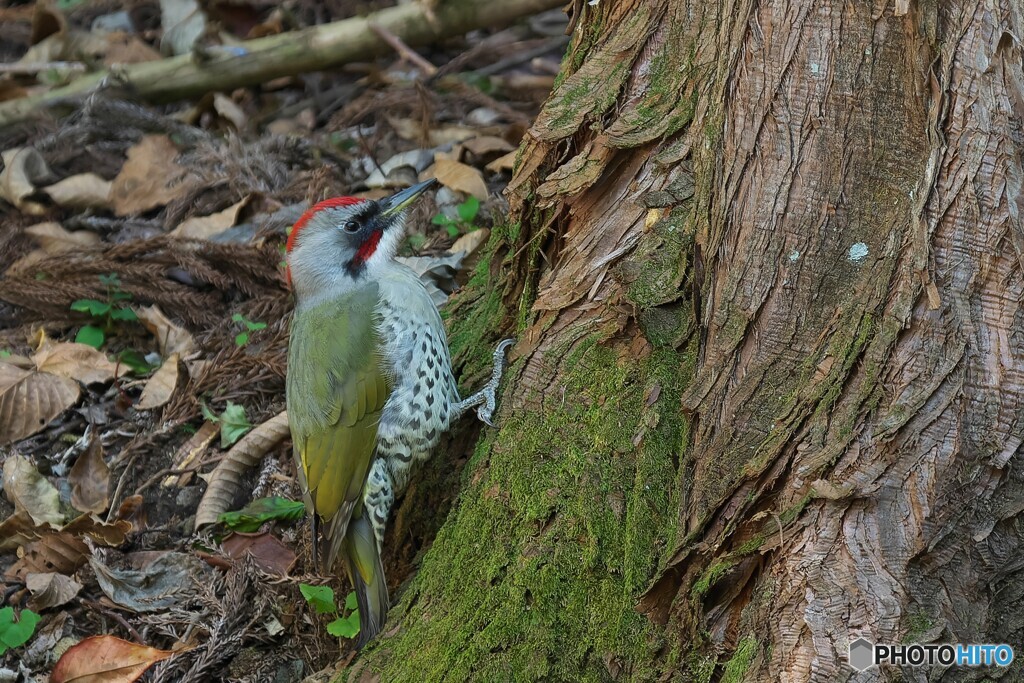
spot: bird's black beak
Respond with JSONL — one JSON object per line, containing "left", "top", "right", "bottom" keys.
{"left": 378, "top": 178, "right": 437, "bottom": 218}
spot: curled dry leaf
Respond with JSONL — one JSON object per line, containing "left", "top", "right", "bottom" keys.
{"left": 33, "top": 339, "right": 120, "bottom": 386}
{"left": 109, "top": 135, "right": 198, "bottom": 216}
{"left": 0, "top": 362, "right": 80, "bottom": 444}
{"left": 462, "top": 135, "right": 515, "bottom": 157}
{"left": 485, "top": 149, "right": 517, "bottom": 173}
{"left": 135, "top": 306, "right": 196, "bottom": 357}
{"left": 429, "top": 158, "right": 489, "bottom": 200}
{"left": 195, "top": 411, "right": 290, "bottom": 528}
{"left": 26, "top": 571, "right": 83, "bottom": 611}
{"left": 90, "top": 552, "right": 211, "bottom": 612}
{"left": 68, "top": 435, "right": 111, "bottom": 515}
{"left": 0, "top": 147, "right": 53, "bottom": 211}
{"left": 213, "top": 93, "right": 247, "bottom": 129}
{"left": 4, "top": 531, "right": 90, "bottom": 583}
{"left": 160, "top": 0, "right": 207, "bottom": 56}
{"left": 62, "top": 514, "right": 132, "bottom": 546}
{"left": 2, "top": 454, "right": 63, "bottom": 527}
{"left": 136, "top": 353, "right": 179, "bottom": 410}
{"left": 24, "top": 222, "right": 101, "bottom": 253}
{"left": 450, "top": 228, "right": 490, "bottom": 258}
{"left": 169, "top": 196, "right": 251, "bottom": 240}
{"left": 43, "top": 173, "right": 113, "bottom": 209}
{"left": 51, "top": 635, "right": 173, "bottom": 683}
{"left": 162, "top": 419, "right": 218, "bottom": 488}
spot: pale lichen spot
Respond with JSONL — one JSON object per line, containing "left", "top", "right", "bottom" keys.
{"left": 848, "top": 242, "right": 869, "bottom": 262}
{"left": 788, "top": 249, "right": 800, "bottom": 262}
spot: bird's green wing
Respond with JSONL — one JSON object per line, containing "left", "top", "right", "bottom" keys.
{"left": 286, "top": 284, "right": 389, "bottom": 565}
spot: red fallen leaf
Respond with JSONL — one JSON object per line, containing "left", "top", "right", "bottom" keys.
{"left": 51, "top": 635, "right": 173, "bottom": 682}
{"left": 221, "top": 532, "right": 296, "bottom": 576}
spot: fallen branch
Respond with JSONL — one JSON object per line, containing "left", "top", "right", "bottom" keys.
{"left": 0, "top": 0, "right": 565, "bottom": 128}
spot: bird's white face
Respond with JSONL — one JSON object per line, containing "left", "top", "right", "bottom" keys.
{"left": 286, "top": 180, "right": 435, "bottom": 302}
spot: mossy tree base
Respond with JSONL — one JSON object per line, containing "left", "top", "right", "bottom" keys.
{"left": 344, "top": 0, "right": 1024, "bottom": 680}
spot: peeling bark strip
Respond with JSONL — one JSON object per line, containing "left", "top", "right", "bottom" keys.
{"left": 353, "top": 0, "right": 1024, "bottom": 680}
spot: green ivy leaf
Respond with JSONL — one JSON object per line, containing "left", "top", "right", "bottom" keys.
{"left": 71, "top": 299, "right": 111, "bottom": 316}
{"left": 75, "top": 325, "right": 105, "bottom": 349}
{"left": 445, "top": 224, "right": 460, "bottom": 239}
{"left": 457, "top": 196, "right": 480, "bottom": 223}
{"left": 244, "top": 320, "right": 267, "bottom": 332}
{"left": 326, "top": 611, "right": 361, "bottom": 638}
{"left": 431, "top": 213, "right": 452, "bottom": 226}
{"left": 219, "top": 497, "right": 306, "bottom": 532}
{"left": 406, "top": 234, "right": 427, "bottom": 251}
{"left": 235, "top": 332, "right": 249, "bottom": 347}
{"left": 218, "top": 402, "right": 252, "bottom": 447}
{"left": 117, "top": 349, "right": 156, "bottom": 374}
{"left": 299, "top": 584, "right": 336, "bottom": 615}
{"left": 0, "top": 607, "right": 40, "bottom": 655}
{"left": 98, "top": 273, "right": 121, "bottom": 288}
{"left": 110, "top": 307, "right": 138, "bottom": 322}
{"left": 344, "top": 591, "right": 358, "bottom": 611}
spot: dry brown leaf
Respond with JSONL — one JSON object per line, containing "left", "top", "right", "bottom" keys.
{"left": 109, "top": 135, "right": 198, "bottom": 216}
{"left": 221, "top": 532, "right": 296, "bottom": 575}
{"left": 462, "top": 136, "right": 515, "bottom": 157}
{"left": 43, "top": 173, "right": 112, "bottom": 209}
{"left": 3, "top": 454, "right": 63, "bottom": 527}
{"left": 62, "top": 514, "right": 132, "bottom": 546}
{"left": 4, "top": 531, "right": 89, "bottom": 582}
{"left": 485, "top": 149, "right": 517, "bottom": 173}
{"left": 103, "top": 34, "right": 163, "bottom": 66}
{"left": 213, "top": 93, "right": 247, "bottom": 129}
{"left": 162, "top": 420, "right": 219, "bottom": 488}
{"left": 90, "top": 552, "right": 211, "bottom": 612}
{"left": 169, "top": 196, "right": 251, "bottom": 239}
{"left": 0, "top": 361, "right": 80, "bottom": 444}
{"left": 24, "top": 222, "right": 101, "bottom": 255}
{"left": 68, "top": 436, "right": 110, "bottom": 515}
{"left": 195, "top": 411, "right": 289, "bottom": 528}
{"left": 26, "top": 571, "right": 83, "bottom": 610}
{"left": 450, "top": 228, "right": 490, "bottom": 257}
{"left": 51, "top": 635, "right": 174, "bottom": 683}
{"left": 135, "top": 305, "right": 196, "bottom": 357}
{"left": 0, "top": 512, "right": 37, "bottom": 552}
{"left": 0, "top": 147, "right": 53, "bottom": 212}
{"left": 33, "top": 338, "right": 119, "bottom": 385}
{"left": 429, "top": 158, "right": 488, "bottom": 200}
{"left": 136, "top": 353, "right": 179, "bottom": 410}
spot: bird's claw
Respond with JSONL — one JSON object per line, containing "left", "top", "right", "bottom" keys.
{"left": 474, "top": 338, "right": 514, "bottom": 428}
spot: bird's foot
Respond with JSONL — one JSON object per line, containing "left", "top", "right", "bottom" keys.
{"left": 456, "top": 338, "right": 514, "bottom": 427}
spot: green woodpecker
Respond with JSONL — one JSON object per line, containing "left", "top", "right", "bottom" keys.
{"left": 285, "top": 179, "right": 511, "bottom": 646}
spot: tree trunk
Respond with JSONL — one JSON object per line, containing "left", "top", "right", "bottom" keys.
{"left": 348, "top": 0, "right": 1024, "bottom": 680}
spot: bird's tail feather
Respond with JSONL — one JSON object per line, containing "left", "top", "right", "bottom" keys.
{"left": 343, "top": 513, "right": 389, "bottom": 648}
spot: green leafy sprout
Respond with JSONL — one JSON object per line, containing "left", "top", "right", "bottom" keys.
{"left": 431, "top": 196, "right": 481, "bottom": 238}
{"left": 299, "top": 584, "right": 360, "bottom": 639}
{"left": 70, "top": 273, "right": 138, "bottom": 349}
{"left": 232, "top": 313, "right": 267, "bottom": 347}
{"left": 219, "top": 497, "right": 305, "bottom": 532}
{"left": 200, "top": 400, "right": 253, "bottom": 447}
{"left": 0, "top": 607, "right": 39, "bottom": 655}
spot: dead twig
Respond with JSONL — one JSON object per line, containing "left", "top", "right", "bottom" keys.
{"left": 369, "top": 23, "right": 438, "bottom": 76}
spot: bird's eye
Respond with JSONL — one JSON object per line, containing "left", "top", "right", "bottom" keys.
{"left": 343, "top": 220, "right": 360, "bottom": 233}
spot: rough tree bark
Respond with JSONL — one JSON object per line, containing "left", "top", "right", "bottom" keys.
{"left": 346, "top": 0, "right": 1024, "bottom": 680}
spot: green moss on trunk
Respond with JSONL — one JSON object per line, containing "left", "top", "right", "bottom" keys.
{"left": 350, "top": 335, "right": 695, "bottom": 681}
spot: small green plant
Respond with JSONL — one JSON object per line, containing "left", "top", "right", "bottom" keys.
{"left": 231, "top": 313, "right": 267, "bottom": 347}
{"left": 299, "top": 584, "right": 360, "bottom": 639}
{"left": 0, "top": 607, "right": 39, "bottom": 655}
{"left": 70, "top": 273, "right": 138, "bottom": 349}
{"left": 219, "top": 497, "right": 306, "bottom": 532}
{"left": 431, "top": 196, "right": 481, "bottom": 238}
{"left": 200, "top": 400, "right": 253, "bottom": 447}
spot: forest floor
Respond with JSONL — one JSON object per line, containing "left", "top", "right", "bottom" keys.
{"left": 0, "top": 1, "right": 564, "bottom": 680}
